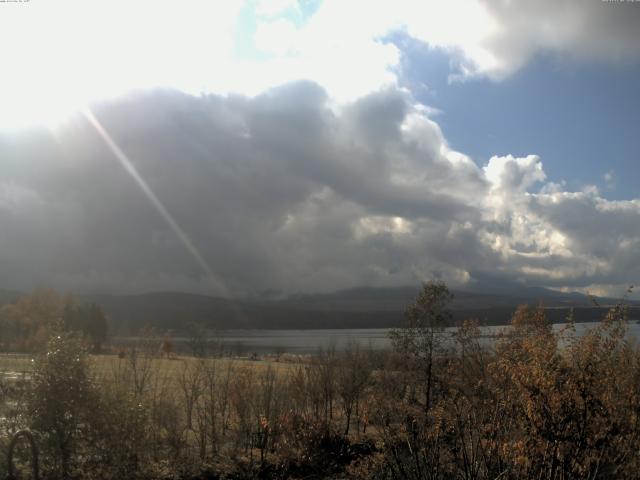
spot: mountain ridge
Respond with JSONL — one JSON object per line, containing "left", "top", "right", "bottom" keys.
{"left": 0, "top": 286, "right": 636, "bottom": 333}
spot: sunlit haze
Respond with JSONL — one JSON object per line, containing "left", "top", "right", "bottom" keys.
{"left": 0, "top": 0, "right": 507, "bottom": 129}
{"left": 1, "top": 0, "right": 639, "bottom": 299}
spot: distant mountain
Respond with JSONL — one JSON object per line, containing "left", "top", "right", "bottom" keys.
{"left": 83, "top": 291, "right": 405, "bottom": 333}
{"left": 281, "top": 284, "right": 628, "bottom": 311}
{"left": 83, "top": 285, "right": 637, "bottom": 333}
{"left": 1, "top": 286, "right": 635, "bottom": 333}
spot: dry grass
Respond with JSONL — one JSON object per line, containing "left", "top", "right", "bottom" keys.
{"left": 0, "top": 352, "right": 294, "bottom": 383}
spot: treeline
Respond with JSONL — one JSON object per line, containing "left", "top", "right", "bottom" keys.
{"left": 0, "top": 289, "right": 108, "bottom": 352}
{"left": 1, "top": 282, "right": 640, "bottom": 479}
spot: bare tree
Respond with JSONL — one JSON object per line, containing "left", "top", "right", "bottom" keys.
{"left": 336, "top": 340, "right": 372, "bottom": 435}
{"left": 177, "top": 360, "right": 204, "bottom": 431}
{"left": 389, "top": 281, "right": 452, "bottom": 416}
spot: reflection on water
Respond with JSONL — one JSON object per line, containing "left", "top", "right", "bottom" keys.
{"left": 147, "top": 321, "right": 640, "bottom": 355}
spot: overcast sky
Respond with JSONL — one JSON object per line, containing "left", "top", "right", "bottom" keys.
{"left": 1, "top": 0, "right": 639, "bottom": 298}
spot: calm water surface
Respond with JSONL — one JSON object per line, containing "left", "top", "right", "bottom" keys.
{"left": 168, "top": 321, "right": 640, "bottom": 355}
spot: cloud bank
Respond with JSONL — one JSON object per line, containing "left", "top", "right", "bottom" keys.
{"left": 250, "top": 0, "right": 640, "bottom": 96}
{"left": 5, "top": 0, "right": 639, "bottom": 130}
{"left": 1, "top": 1, "right": 639, "bottom": 297}
{"left": 1, "top": 84, "right": 638, "bottom": 297}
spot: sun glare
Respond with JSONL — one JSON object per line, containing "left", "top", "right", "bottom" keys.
{"left": 0, "top": 0, "right": 243, "bottom": 131}
{"left": 0, "top": 87, "right": 85, "bottom": 131}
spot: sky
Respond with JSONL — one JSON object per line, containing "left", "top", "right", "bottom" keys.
{"left": 0, "top": 0, "right": 639, "bottom": 298}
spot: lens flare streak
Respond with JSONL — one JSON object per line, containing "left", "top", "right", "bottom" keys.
{"left": 83, "top": 107, "right": 224, "bottom": 293}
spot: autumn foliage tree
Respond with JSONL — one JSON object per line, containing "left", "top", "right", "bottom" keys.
{"left": 0, "top": 289, "right": 70, "bottom": 351}
{"left": 0, "top": 290, "right": 109, "bottom": 352}
{"left": 5, "top": 282, "right": 640, "bottom": 479}
{"left": 361, "top": 289, "right": 640, "bottom": 480}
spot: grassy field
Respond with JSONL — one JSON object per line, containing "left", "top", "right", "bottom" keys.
{"left": 0, "top": 351, "right": 295, "bottom": 384}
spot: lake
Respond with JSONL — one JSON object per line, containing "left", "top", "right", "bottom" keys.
{"left": 120, "top": 321, "right": 640, "bottom": 355}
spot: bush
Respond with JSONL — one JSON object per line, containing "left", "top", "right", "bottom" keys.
{"left": 28, "top": 332, "right": 94, "bottom": 478}
{"left": 83, "top": 386, "right": 150, "bottom": 480}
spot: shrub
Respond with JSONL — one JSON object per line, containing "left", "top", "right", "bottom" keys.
{"left": 27, "top": 332, "right": 94, "bottom": 478}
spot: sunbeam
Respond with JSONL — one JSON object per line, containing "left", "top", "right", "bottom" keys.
{"left": 82, "top": 107, "right": 231, "bottom": 298}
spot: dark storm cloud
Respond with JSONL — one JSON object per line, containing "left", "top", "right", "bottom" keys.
{"left": 0, "top": 83, "right": 486, "bottom": 295}
{"left": 0, "top": 82, "right": 639, "bottom": 296}
{"left": 527, "top": 193, "right": 640, "bottom": 287}
{"left": 400, "top": 0, "right": 640, "bottom": 80}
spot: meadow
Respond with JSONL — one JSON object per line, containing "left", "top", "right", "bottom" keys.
{"left": 0, "top": 353, "right": 294, "bottom": 383}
